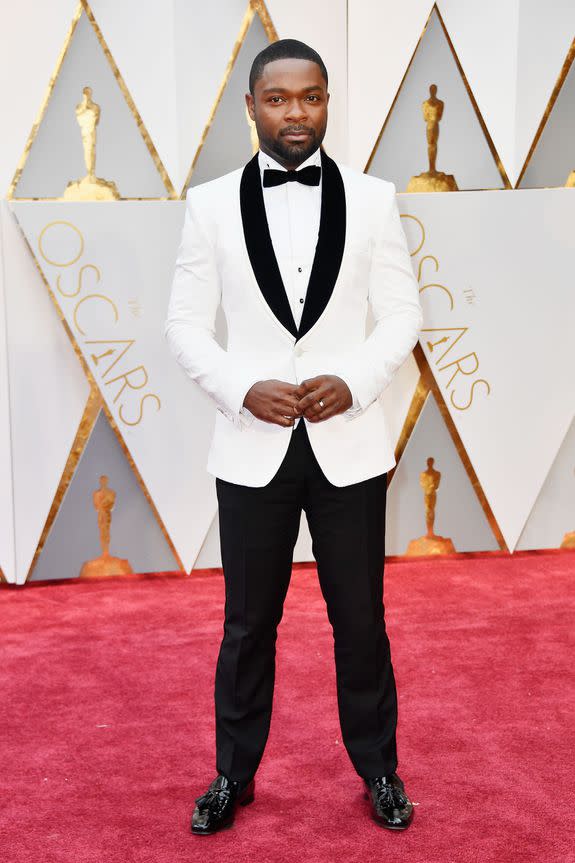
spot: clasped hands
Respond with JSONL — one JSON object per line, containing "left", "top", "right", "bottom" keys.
{"left": 243, "top": 375, "right": 353, "bottom": 427}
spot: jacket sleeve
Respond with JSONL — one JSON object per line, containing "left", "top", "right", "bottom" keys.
{"left": 163, "top": 189, "right": 261, "bottom": 429}
{"left": 333, "top": 182, "right": 423, "bottom": 414}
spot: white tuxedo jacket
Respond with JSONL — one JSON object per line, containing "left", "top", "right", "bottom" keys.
{"left": 164, "top": 150, "right": 423, "bottom": 487}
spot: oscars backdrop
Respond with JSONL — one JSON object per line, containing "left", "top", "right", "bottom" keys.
{"left": 1, "top": 0, "right": 574, "bottom": 585}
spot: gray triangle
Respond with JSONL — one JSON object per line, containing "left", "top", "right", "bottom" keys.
{"left": 30, "top": 410, "right": 179, "bottom": 581}
{"left": 519, "top": 53, "right": 575, "bottom": 188}
{"left": 367, "top": 7, "right": 503, "bottom": 191}
{"left": 386, "top": 393, "right": 499, "bottom": 554}
{"left": 188, "top": 13, "right": 269, "bottom": 188}
{"left": 14, "top": 10, "right": 167, "bottom": 199}
{"left": 516, "top": 416, "right": 575, "bottom": 549}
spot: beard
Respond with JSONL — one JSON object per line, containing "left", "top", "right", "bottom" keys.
{"left": 258, "top": 122, "right": 326, "bottom": 167}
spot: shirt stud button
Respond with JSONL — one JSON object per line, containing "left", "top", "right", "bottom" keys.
{"left": 299, "top": 298, "right": 304, "bottom": 303}
{"left": 298, "top": 267, "right": 302, "bottom": 273}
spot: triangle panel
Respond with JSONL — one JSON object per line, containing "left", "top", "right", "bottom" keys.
{"left": 386, "top": 392, "right": 499, "bottom": 555}
{"left": 367, "top": 6, "right": 505, "bottom": 191}
{"left": 517, "top": 41, "right": 575, "bottom": 189}
{"left": 187, "top": 10, "right": 271, "bottom": 190}
{"left": 3, "top": 202, "right": 90, "bottom": 584}
{"left": 516, "top": 416, "right": 575, "bottom": 551}
{"left": 12, "top": 200, "right": 218, "bottom": 572}
{"left": 0, "top": 206, "right": 16, "bottom": 582}
{"left": 398, "top": 189, "right": 575, "bottom": 549}
{"left": 30, "top": 409, "right": 180, "bottom": 580}
{"left": 12, "top": 9, "right": 168, "bottom": 200}
{"left": 515, "top": 2, "right": 575, "bottom": 187}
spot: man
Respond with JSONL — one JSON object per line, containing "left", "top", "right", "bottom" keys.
{"left": 164, "top": 39, "right": 423, "bottom": 834}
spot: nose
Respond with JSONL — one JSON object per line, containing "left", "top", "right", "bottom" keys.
{"left": 284, "top": 98, "right": 307, "bottom": 123}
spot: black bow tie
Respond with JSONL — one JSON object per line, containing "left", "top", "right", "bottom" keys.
{"left": 262, "top": 164, "right": 321, "bottom": 188}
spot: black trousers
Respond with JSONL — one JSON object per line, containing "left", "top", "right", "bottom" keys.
{"left": 214, "top": 419, "right": 398, "bottom": 782}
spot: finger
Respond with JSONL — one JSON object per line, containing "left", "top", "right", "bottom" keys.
{"left": 297, "top": 387, "right": 323, "bottom": 410}
{"left": 272, "top": 413, "right": 295, "bottom": 427}
{"left": 298, "top": 385, "right": 331, "bottom": 413}
{"left": 259, "top": 405, "right": 294, "bottom": 426}
{"left": 276, "top": 396, "right": 302, "bottom": 416}
{"left": 304, "top": 394, "right": 335, "bottom": 421}
{"left": 299, "top": 376, "right": 324, "bottom": 394}
{"left": 284, "top": 383, "right": 307, "bottom": 398}
{"left": 304, "top": 399, "right": 327, "bottom": 418}
{"left": 306, "top": 403, "right": 337, "bottom": 422}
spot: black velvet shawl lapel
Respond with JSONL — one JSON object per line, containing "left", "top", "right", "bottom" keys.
{"left": 240, "top": 153, "right": 298, "bottom": 338}
{"left": 239, "top": 148, "right": 346, "bottom": 341}
{"left": 297, "top": 149, "right": 346, "bottom": 340}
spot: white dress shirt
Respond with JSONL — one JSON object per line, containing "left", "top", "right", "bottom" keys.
{"left": 258, "top": 147, "right": 322, "bottom": 329}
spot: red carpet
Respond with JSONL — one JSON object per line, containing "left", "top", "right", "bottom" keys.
{"left": 1, "top": 552, "right": 574, "bottom": 863}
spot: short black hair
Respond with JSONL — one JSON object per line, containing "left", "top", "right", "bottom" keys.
{"left": 249, "top": 38, "right": 328, "bottom": 95}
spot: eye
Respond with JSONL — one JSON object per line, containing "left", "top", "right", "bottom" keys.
{"left": 269, "top": 95, "right": 284, "bottom": 104}
{"left": 306, "top": 95, "right": 320, "bottom": 102}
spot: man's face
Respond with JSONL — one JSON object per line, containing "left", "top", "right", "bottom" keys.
{"left": 245, "top": 57, "right": 329, "bottom": 169}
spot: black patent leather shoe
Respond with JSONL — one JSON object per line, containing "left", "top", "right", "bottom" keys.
{"left": 363, "top": 773, "right": 414, "bottom": 830}
{"left": 191, "top": 774, "right": 255, "bottom": 835}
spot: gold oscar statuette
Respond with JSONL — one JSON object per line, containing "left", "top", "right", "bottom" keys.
{"left": 407, "top": 84, "right": 458, "bottom": 193}
{"left": 406, "top": 457, "right": 456, "bottom": 556}
{"left": 245, "top": 106, "right": 260, "bottom": 155}
{"left": 61, "top": 86, "right": 120, "bottom": 201}
{"left": 562, "top": 531, "right": 575, "bottom": 549}
{"left": 565, "top": 170, "right": 575, "bottom": 187}
{"left": 79, "top": 475, "right": 133, "bottom": 578}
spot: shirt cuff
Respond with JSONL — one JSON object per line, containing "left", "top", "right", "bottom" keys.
{"left": 342, "top": 383, "right": 364, "bottom": 420}
{"left": 238, "top": 404, "right": 256, "bottom": 429}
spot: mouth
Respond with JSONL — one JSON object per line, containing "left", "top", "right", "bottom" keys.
{"left": 281, "top": 129, "right": 313, "bottom": 142}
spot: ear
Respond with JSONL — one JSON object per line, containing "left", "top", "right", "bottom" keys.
{"left": 245, "top": 92, "right": 256, "bottom": 121}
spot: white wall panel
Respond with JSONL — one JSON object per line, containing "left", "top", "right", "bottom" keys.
{"left": 348, "top": 0, "right": 434, "bottom": 170}
{"left": 2, "top": 204, "right": 90, "bottom": 584}
{"left": 12, "top": 201, "right": 218, "bottom": 573}
{"left": 516, "top": 416, "right": 575, "bottom": 550}
{"left": 0, "top": 204, "right": 16, "bottom": 582}
{"left": 517, "top": 37, "right": 575, "bottom": 188}
{"left": 515, "top": 0, "right": 575, "bottom": 187}
{"left": 0, "top": 0, "right": 78, "bottom": 196}
{"left": 399, "top": 188, "right": 575, "bottom": 549}
{"left": 90, "top": 0, "right": 248, "bottom": 195}
{"left": 439, "top": 0, "right": 519, "bottom": 186}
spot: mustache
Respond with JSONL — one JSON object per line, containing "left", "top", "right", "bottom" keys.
{"left": 280, "top": 125, "right": 315, "bottom": 136}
